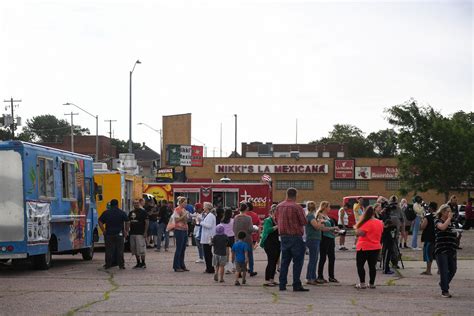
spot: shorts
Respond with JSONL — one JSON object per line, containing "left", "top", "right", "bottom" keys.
{"left": 337, "top": 225, "right": 346, "bottom": 236}
{"left": 212, "top": 254, "right": 227, "bottom": 267}
{"left": 148, "top": 221, "right": 158, "bottom": 236}
{"left": 235, "top": 261, "right": 247, "bottom": 273}
{"left": 227, "top": 236, "right": 235, "bottom": 247}
{"left": 130, "top": 235, "right": 146, "bottom": 256}
{"left": 423, "top": 242, "right": 434, "bottom": 262}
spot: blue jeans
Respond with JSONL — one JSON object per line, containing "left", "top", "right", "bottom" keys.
{"left": 436, "top": 252, "right": 457, "bottom": 293}
{"left": 173, "top": 230, "right": 188, "bottom": 270}
{"left": 248, "top": 247, "right": 254, "bottom": 273}
{"left": 195, "top": 237, "right": 204, "bottom": 259}
{"left": 279, "top": 236, "right": 305, "bottom": 290}
{"left": 306, "top": 239, "right": 320, "bottom": 281}
{"left": 411, "top": 216, "right": 421, "bottom": 248}
{"left": 156, "top": 222, "right": 169, "bottom": 250}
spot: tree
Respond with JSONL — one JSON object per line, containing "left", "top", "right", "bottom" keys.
{"left": 111, "top": 138, "right": 141, "bottom": 155}
{"left": 310, "top": 124, "right": 376, "bottom": 157}
{"left": 367, "top": 129, "right": 399, "bottom": 157}
{"left": 386, "top": 100, "right": 474, "bottom": 200}
{"left": 22, "top": 115, "right": 90, "bottom": 142}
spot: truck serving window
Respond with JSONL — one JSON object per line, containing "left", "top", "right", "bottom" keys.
{"left": 61, "top": 162, "right": 76, "bottom": 199}
{"left": 38, "top": 157, "right": 54, "bottom": 198}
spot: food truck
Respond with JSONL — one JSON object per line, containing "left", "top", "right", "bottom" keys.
{"left": 144, "top": 182, "right": 273, "bottom": 218}
{"left": 0, "top": 141, "right": 98, "bottom": 269}
{"left": 93, "top": 169, "right": 143, "bottom": 243}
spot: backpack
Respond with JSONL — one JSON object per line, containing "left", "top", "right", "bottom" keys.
{"left": 404, "top": 204, "right": 416, "bottom": 221}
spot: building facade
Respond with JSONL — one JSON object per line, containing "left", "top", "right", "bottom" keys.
{"left": 185, "top": 156, "right": 469, "bottom": 207}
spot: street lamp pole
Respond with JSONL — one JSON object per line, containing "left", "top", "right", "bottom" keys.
{"left": 129, "top": 59, "right": 141, "bottom": 154}
{"left": 63, "top": 102, "right": 99, "bottom": 162}
{"left": 137, "top": 122, "right": 162, "bottom": 167}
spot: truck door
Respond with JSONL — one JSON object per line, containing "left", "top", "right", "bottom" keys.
{"left": 123, "top": 180, "right": 133, "bottom": 213}
{"left": 0, "top": 150, "right": 24, "bottom": 242}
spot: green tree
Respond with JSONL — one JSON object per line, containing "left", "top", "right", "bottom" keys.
{"left": 386, "top": 100, "right": 474, "bottom": 200}
{"left": 310, "top": 124, "right": 375, "bottom": 157}
{"left": 367, "top": 129, "right": 399, "bottom": 157}
{"left": 22, "top": 115, "right": 90, "bottom": 142}
{"left": 111, "top": 138, "right": 141, "bottom": 155}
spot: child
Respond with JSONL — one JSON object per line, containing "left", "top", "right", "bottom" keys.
{"left": 232, "top": 231, "right": 250, "bottom": 286}
{"left": 212, "top": 225, "right": 229, "bottom": 282}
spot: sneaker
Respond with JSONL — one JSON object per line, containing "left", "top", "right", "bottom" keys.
{"left": 404, "top": 242, "right": 408, "bottom": 248}
{"left": 235, "top": 280, "right": 241, "bottom": 286}
{"left": 141, "top": 263, "right": 147, "bottom": 269}
{"left": 293, "top": 286, "right": 309, "bottom": 292}
{"left": 133, "top": 263, "right": 141, "bottom": 269}
{"left": 214, "top": 274, "right": 218, "bottom": 282}
{"left": 316, "top": 278, "right": 327, "bottom": 284}
{"left": 328, "top": 277, "right": 339, "bottom": 283}
{"left": 441, "top": 292, "right": 452, "bottom": 298}
{"left": 119, "top": 266, "right": 125, "bottom": 270}
{"left": 249, "top": 272, "right": 257, "bottom": 277}
{"left": 355, "top": 283, "right": 367, "bottom": 289}
{"left": 195, "top": 259, "right": 204, "bottom": 263}
{"left": 219, "top": 279, "right": 225, "bottom": 283}
{"left": 242, "top": 279, "right": 246, "bottom": 285}
{"left": 306, "top": 280, "right": 318, "bottom": 285}
{"left": 368, "top": 284, "right": 376, "bottom": 289}
{"left": 341, "top": 247, "right": 348, "bottom": 251}
{"left": 384, "top": 270, "right": 395, "bottom": 275}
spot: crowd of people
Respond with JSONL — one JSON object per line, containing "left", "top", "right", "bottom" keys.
{"left": 98, "top": 191, "right": 472, "bottom": 298}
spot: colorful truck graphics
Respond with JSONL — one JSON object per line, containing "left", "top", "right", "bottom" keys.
{"left": 93, "top": 171, "right": 143, "bottom": 243}
{"left": 0, "top": 141, "right": 98, "bottom": 269}
{"left": 144, "top": 182, "right": 273, "bottom": 218}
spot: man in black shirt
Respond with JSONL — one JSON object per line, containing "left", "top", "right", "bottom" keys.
{"left": 99, "top": 199, "right": 130, "bottom": 269}
{"left": 129, "top": 200, "right": 149, "bottom": 268}
{"left": 420, "top": 202, "right": 437, "bottom": 275}
{"left": 156, "top": 200, "right": 172, "bottom": 252}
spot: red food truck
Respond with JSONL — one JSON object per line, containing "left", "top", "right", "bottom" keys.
{"left": 144, "top": 182, "right": 273, "bottom": 219}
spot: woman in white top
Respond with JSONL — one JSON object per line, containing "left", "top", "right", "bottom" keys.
{"left": 338, "top": 203, "right": 349, "bottom": 251}
{"left": 200, "top": 202, "right": 216, "bottom": 273}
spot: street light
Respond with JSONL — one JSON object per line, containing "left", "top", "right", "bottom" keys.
{"left": 63, "top": 102, "right": 99, "bottom": 162}
{"left": 137, "top": 122, "right": 162, "bottom": 167}
{"left": 129, "top": 59, "right": 141, "bottom": 154}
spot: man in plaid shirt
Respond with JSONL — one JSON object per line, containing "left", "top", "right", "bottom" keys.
{"left": 275, "top": 188, "right": 308, "bottom": 292}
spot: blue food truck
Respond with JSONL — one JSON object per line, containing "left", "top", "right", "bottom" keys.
{"left": 0, "top": 141, "right": 98, "bottom": 269}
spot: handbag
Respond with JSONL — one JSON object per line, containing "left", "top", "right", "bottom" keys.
{"left": 166, "top": 214, "right": 176, "bottom": 232}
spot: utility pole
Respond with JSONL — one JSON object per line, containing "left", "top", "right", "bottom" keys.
{"left": 220, "top": 122, "right": 222, "bottom": 158}
{"left": 64, "top": 112, "right": 79, "bottom": 152}
{"left": 234, "top": 114, "right": 237, "bottom": 156}
{"left": 104, "top": 119, "right": 117, "bottom": 162}
{"left": 296, "top": 118, "right": 298, "bottom": 144}
{"left": 3, "top": 97, "right": 22, "bottom": 140}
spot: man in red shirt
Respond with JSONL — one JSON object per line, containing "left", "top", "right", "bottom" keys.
{"left": 246, "top": 202, "right": 261, "bottom": 277}
{"left": 275, "top": 188, "right": 308, "bottom": 292}
{"left": 463, "top": 198, "right": 474, "bottom": 230}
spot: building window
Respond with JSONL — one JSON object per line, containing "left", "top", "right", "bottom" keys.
{"left": 386, "top": 180, "right": 400, "bottom": 191}
{"left": 322, "top": 152, "right": 330, "bottom": 157}
{"left": 337, "top": 151, "right": 345, "bottom": 158}
{"left": 276, "top": 180, "right": 314, "bottom": 191}
{"left": 62, "top": 162, "right": 76, "bottom": 199}
{"left": 38, "top": 157, "right": 54, "bottom": 197}
{"left": 330, "top": 180, "right": 368, "bottom": 190}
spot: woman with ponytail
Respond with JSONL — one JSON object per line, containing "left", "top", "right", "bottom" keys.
{"left": 354, "top": 204, "right": 384, "bottom": 289}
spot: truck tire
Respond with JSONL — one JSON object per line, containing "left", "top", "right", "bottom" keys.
{"left": 32, "top": 245, "right": 52, "bottom": 270}
{"left": 81, "top": 243, "right": 94, "bottom": 261}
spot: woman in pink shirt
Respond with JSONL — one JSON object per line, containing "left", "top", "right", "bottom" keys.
{"left": 354, "top": 204, "right": 384, "bottom": 289}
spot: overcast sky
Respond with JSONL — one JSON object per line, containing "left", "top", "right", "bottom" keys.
{"left": 1, "top": 0, "right": 472, "bottom": 157}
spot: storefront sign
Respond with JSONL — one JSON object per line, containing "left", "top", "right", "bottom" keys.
{"left": 355, "top": 167, "right": 371, "bottom": 179}
{"left": 371, "top": 166, "right": 399, "bottom": 179}
{"left": 167, "top": 145, "right": 203, "bottom": 167}
{"left": 156, "top": 168, "right": 174, "bottom": 180}
{"left": 334, "top": 159, "right": 355, "bottom": 179}
{"left": 215, "top": 164, "right": 328, "bottom": 174}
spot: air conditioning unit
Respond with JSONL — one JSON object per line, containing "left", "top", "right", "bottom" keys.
{"left": 290, "top": 151, "right": 300, "bottom": 158}
{"left": 93, "top": 163, "right": 108, "bottom": 171}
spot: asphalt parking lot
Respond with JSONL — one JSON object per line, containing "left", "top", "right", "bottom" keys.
{"left": 1, "top": 231, "right": 474, "bottom": 316}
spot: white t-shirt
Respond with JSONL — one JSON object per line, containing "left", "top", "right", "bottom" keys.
{"left": 338, "top": 208, "right": 349, "bottom": 226}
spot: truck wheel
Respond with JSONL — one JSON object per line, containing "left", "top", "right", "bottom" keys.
{"left": 81, "top": 243, "right": 94, "bottom": 261}
{"left": 32, "top": 245, "right": 52, "bottom": 270}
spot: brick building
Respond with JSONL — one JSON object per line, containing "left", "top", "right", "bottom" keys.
{"left": 40, "top": 135, "right": 116, "bottom": 162}
{"left": 184, "top": 156, "right": 469, "bottom": 207}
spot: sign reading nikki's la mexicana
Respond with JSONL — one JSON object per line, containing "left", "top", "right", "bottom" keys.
{"left": 215, "top": 164, "right": 328, "bottom": 174}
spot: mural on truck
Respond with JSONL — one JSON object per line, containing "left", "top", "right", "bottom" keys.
{"left": 71, "top": 160, "right": 87, "bottom": 249}
{"left": 144, "top": 184, "right": 173, "bottom": 202}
